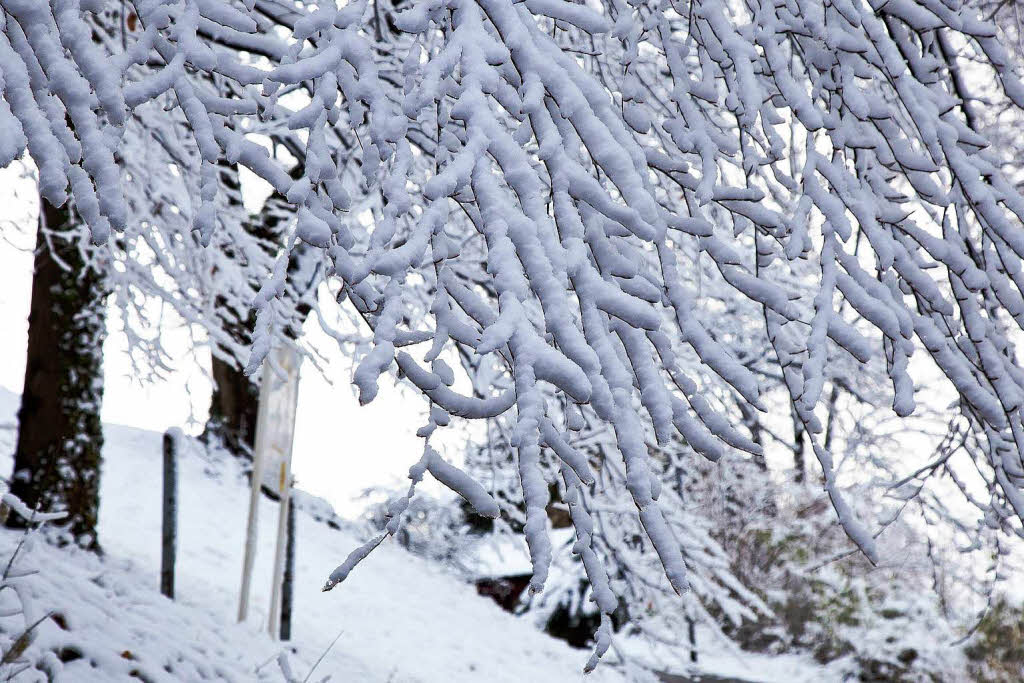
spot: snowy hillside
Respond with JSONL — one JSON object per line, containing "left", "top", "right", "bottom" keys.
{"left": 0, "top": 387, "right": 625, "bottom": 682}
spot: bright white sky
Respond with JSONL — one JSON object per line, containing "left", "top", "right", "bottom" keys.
{"left": 0, "top": 165, "right": 464, "bottom": 517}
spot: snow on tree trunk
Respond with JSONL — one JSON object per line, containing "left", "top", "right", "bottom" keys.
{"left": 8, "top": 198, "right": 107, "bottom": 551}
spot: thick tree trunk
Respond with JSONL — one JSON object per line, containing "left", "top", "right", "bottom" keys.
{"left": 206, "top": 341, "right": 259, "bottom": 458}
{"left": 8, "top": 199, "right": 107, "bottom": 550}
{"left": 203, "top": 163, "right": 260, "bottom": 458}
{"left": 203, "top": 168, "right": 309, "bottom": 459}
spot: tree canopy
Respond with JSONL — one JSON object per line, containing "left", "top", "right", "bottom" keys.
{"left": 5, "top": 0, "right": 1024, "bottom": 668}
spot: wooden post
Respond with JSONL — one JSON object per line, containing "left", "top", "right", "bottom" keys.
{"left": 161, "top": 429, "right": 180, "bottom": 600}
{"left": 237, "top": 369, "right": 271, "bottom": 622}
{"left": 239, "top": 346, "right": 301, "bottom": 626}
{"left": 280, "top": 495, "right": 295, "bottom": 641}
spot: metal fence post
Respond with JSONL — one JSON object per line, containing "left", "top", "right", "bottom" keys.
{"left": 161, "top": 428, "right": 180, "bottom": 600}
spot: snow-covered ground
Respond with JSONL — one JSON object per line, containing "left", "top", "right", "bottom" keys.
{"left": 0, "top": 386, "right": 832, "bottom": 682}
{"left": 0, "top": 387, "right": 627, "bottom": 682}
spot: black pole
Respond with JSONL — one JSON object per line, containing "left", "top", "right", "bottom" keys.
{"left": 280, "top": 496, "right": 295, "bottom": 640}
{"left": 161, "top": 429, "right": 179, "bottom": 600}
{"left": 687, "top": 616, "right": 697, "bottom": 663}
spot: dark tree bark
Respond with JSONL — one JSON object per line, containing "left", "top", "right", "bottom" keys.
{"left": 823, "top": 384, "right": 841, "bottom": 453}
{"left": 8, "top": 199, "right": 108, "bottom": 550}
{"left": 792, "top": 405, "right": 807, "bottom": 484}
{"left": 206, "top": 331, "right": 260, "bottom": 458}
{"left": 203, "top": 165, "right": 311, "bottom": 459}
{"left": 202, "top": 163, "right": 260, "bottom": 458}
{"left": 737, "top": 399, "right": 766, "bottom": 472}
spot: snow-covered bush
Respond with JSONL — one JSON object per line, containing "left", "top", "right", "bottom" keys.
{"left": 0, "top": 494, "right": 67, "bottom": 680}
{"left": 362, "top": 489, "right": 472, "bottom": 565}
{"left": 457, "top": 377, "right": 999, "bottom": 679}
{"left": 725, "top": 496, "right": 967, "bottom": 681}
{"left": 964, "top": 597, "right": 1024, "bottom": 683}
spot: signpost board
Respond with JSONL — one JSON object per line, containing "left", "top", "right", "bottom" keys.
{"left": 237, "top": 345, "right": 301, "bottom": 634}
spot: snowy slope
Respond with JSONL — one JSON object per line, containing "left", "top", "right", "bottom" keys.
{"left": 0, "top": 387, "right": 624, "bottom": 682}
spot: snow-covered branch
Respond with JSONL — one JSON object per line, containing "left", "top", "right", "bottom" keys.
{"left": 7, "top": 0, "right": 1024, "bottom": 668}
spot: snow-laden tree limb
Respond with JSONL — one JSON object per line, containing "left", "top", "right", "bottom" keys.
{"left": 7, "top": 0, "right": 1024, "bottom": 669}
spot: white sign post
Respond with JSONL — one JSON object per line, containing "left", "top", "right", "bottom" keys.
{"left": 237, "top": 345, "right": 301, "bottom": 633}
